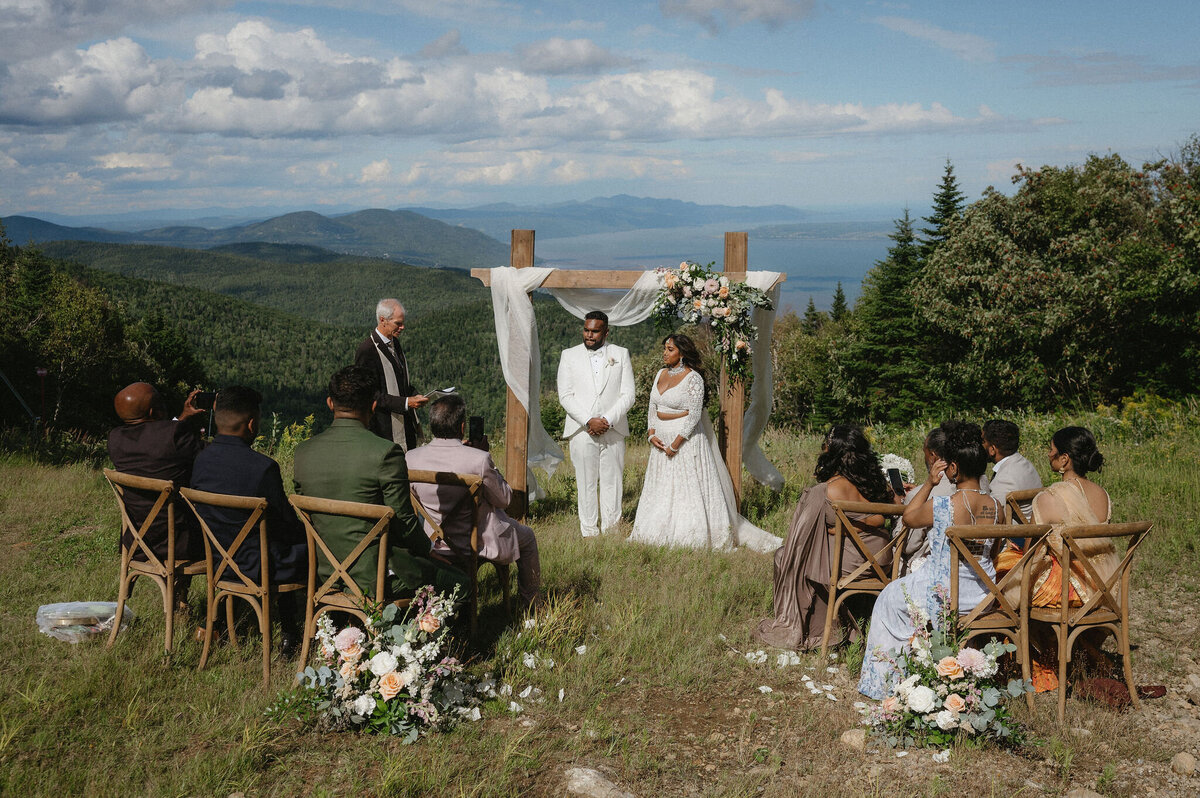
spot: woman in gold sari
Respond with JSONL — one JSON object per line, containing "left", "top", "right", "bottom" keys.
{"left": 995, "top": 426, "right": 1116, "bottom": 690}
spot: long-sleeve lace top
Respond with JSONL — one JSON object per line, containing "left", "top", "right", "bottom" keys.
{"left": 647, "top": 369, "right": 704, "bottom": 440}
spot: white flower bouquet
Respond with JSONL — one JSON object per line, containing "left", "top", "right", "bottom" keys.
{"left": 651, "top": 261, "right": 772, "bottom": 381}
{"left": 861, "top": 585, "right": 1033, "bottom": 748}
{"left": 879, "top": 453, "right": 916, "bottom": 485}
{"left": 291, "top": 585, "right": 478, "bottom": 742}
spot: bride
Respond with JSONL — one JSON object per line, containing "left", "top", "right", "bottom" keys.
{"left": 629, "top": 334, "right": 781, "bottom": 553}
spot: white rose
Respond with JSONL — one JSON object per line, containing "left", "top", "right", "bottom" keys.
{"left": 352, "top": 694, "right": 376, "bottom": 716}
{"left": 692, "top": 278, "right": 705, "bottom": 290}
{"left": 906, "top": 685, "right": 937, "bottom": 714}
{"left": 935, "top": 710, "right": 958, "bottom": 730}
{"left": 368, "top": 651, "right": 398, "bottom": 676}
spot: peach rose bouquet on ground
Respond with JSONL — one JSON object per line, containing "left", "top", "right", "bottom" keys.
{"left": 861, "top": 586, "right": 1032, "bottom": 748}
{"left": 652, "top": 261, "right": 772, "bottom": 381}
{"left": 286, "top": 585, "right": 480, "bottom": 742}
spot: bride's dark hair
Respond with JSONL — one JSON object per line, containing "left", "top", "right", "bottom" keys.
{"left": 814, "top": 424, "right": 892, "bottom": 503}
{"left": 664, "top": 333, "right": 708, "bottom": 403}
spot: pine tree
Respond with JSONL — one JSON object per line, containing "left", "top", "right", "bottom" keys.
{"left": 830, "top": 282, "right": 848, "bottom": 323}
{"left": 919, "top": 159, "right": 967, "bottom": 259}
{"left": 838, "top": 210, "right": 942, "bottom": 422}
{"left": 802, "top": 297, "right": 824, "bottom": 333}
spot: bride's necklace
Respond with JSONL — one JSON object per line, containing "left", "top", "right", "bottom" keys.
{"left": 667, "top": 363, "right": 686, "bottom": 375}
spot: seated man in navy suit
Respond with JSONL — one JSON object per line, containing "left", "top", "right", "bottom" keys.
{"left": 190, "top": 386, "right": 307, "bottom": 652}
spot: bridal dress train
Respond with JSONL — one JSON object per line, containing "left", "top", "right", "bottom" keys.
{"left": 629, "top": 369, "right": 781, "bottom": 554}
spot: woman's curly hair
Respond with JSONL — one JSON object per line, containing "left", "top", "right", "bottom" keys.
{"left": 814, "top": 424, "right": 892, "bottom": 503}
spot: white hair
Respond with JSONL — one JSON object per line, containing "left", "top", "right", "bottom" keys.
{"left": 375, "top": 298, "right": 404, "bottom": 322}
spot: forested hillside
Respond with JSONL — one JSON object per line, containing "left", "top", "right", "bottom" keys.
{"left": 28, "top": 240, "right": 661, "bottom": 432}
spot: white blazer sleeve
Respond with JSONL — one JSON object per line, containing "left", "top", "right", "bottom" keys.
{"left": 603, "top": 347, "right": 636, "bottom": 425}
{"left": 557, "top": 349, "right": 592, "bottom": 426}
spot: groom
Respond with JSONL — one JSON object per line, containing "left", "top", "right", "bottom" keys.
{"left": 557, "top": 311, "right": 636, "bottom": 537}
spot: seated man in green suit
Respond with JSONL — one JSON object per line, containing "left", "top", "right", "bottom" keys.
{"left": 293, "top": 365, "right": 466, "bottom": 601}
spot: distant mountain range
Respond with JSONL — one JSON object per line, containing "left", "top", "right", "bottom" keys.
{"left": 3, "top": 209, "right": 509, "bottom": 268}
{"left": 406, "top": 194, "right": 805, "bottom": 240}
{"left": 3, "top": 195, "right": 813, "bottom": 268}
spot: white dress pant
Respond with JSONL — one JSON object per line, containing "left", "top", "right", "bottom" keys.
{"left": 568, "top": 428, "right": 625, "bottom": 536}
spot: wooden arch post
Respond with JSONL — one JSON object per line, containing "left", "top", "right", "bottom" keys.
{"left": 472, "top": 229, "right": 779, "bottom": 519}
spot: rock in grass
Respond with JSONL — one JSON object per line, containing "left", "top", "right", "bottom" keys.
{"left": 840, "top": 728, "right": 867, "bottom": 752}
{"left": 1171, "top": 751, "right": 1196, "bottom": 776}
{"left": 1063, "top": 788, "right": 1103, "bottom": 798}
{"left": 565, "top": 767, "right": 636, "bottom": 798}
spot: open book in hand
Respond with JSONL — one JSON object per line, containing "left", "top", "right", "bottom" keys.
{"left": 423, "top": 386, "right": 457, "bottom": 399}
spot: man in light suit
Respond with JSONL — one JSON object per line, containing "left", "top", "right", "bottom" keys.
{"left": 557, "top": 311, "right": 636, "bottom": 537}
{"left": 406, "top": 394, "right": 541, "bottom": 607}
{"left": 983, "top": 419, "right": 1043, "bottom": 522}
{"left": 354, "top": 298, "right": 428, "bottom": 451}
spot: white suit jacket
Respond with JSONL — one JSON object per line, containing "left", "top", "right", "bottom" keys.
{"left": 557, "top": 343, "right": 636, "bottom": 439}
{"left": 988, "top": 452, "right": 1043, "bottom": 520}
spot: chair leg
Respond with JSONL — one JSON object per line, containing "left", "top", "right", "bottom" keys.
{"left": 198, "top": 591, "right": 219, "bottom": 671}
{"left": 1020, "top": 629, "right": 1035, "bottom": 712}
{"left": 1119, "top": 624, "right": 1140, "bottom": 711}
{"left": 164, "top": 570, "right": 176, "bottom": 654}
{"left": 108, "top": 570, "right": 133, "bottom": 648}
{"left": 1056, "top": 626, "right": 1069, "bottom": 724}
{"left": 298, "top": 600, "right": 315, "bottom": 671}
{"left": 259, "top": 596, "right": 272, "bottom": 688}
{"left": 226, "top": 598, "right": 239, "bottom": 651}
{"left": 819, "top": 586, "right": 838, "bottom": 662}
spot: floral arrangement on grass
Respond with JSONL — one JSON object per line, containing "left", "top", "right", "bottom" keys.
{"left": 861, "top": 585, "right": 1033, "bottom": 748}
{"left": 294, "top": 585, "right": 479, "bottom": 742}
{"left": 652, "top": 260, "right": 772, "bottom": 381}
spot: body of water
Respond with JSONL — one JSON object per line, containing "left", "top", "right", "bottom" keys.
{"left": 535, "top": 223, "right": 892, "bottom": 313}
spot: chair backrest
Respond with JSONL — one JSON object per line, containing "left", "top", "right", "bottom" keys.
{"left": 103, "top": 468, "right": 177, "bottom": 570}
{"left": 1052, "top": 521, "right": 1153, "bottom": 624}
{"left": 946, "top": 523, "right": 1053, "bottom": 629}
{"left": 179, "top": 487, "right": 269, "bottom": 591}
{"left": 1005, "top": 487, "right": 1047, "bottom": 525}
{"left": 407, "top": 469, "right": 483, "bottom": 558}
{"left": 288, "top": 494, "right": 395, "bottom": 607}
{"left": 828, "top": 500, "right": 908, "bottom": 586}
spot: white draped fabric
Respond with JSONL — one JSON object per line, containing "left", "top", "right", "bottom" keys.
{"left": 487, "top": 267, "right": 783, "bottom": 498}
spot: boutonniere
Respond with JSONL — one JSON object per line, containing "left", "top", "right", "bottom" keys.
{"left": 606, "top": 355, "right": 616, "bottom": 367}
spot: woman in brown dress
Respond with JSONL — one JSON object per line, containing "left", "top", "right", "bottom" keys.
{"left": 753, "top": 425, "right": 901, "bottom": 650}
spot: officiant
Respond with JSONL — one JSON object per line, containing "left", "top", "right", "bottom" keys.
{"left": 355, "top": 298, "right": 428, "bottom": 451}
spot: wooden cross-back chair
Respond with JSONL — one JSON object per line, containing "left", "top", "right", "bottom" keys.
{"left": 287, "top": 494, "right": 405, "bottom": 666}
{"left": 1030, "top": 521, "right": 1153, "bottom": 723}
{"left": 1005, "top": 487, "right": 1048, "bottom": 525}
{"left": 180, "top": 488, "right": 307, "bottom": 686}
{"left": 103, "top": 469, "right": 206, "bottom": 653}
{"left": 407, "top": 469, "right": 512, "bottom": 635}
{"left": 819, "top": 500, "right": 908, "bottom": 659}
{"left": 946, "top": 523, "right": 1053, "bottom": 711}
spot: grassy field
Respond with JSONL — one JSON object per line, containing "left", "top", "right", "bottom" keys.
{"left": 0, "top": 407, "right": 1197, "bottom": 797}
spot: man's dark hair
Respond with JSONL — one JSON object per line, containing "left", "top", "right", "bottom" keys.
{"left": 429, "top": 394, "right": 467, "bottom": 439}
{"left": 584, "top": 310, "right": 609, "bottom": 326}
{"left": 214, "top": 385, "right": 262, "bottom": 431}
{"left": 328, "top": 365, "right": 378, "bottom": 413}
{"left": 982, "top": 419, "right": 1020, "bottom": 456}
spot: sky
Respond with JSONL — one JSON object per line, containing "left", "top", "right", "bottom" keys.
{"left": 1, "top": 0, "right": 1198, "bottom": 220}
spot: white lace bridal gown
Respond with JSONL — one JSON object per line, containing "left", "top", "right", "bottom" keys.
{"left": 629, "top": 369, "right": 781, "bottom": 553}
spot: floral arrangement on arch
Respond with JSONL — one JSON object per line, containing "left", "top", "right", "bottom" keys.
{"left": 295, "top": 585, "right": 480, "bottom": 742}
{"left": 861, "top": 585, "right": 1033, "bottom": 748}
{"left": 652, "top": 260, "right": 772, "bottom": 382}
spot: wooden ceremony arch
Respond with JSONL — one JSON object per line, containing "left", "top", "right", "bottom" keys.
{"left": 470, "top": 229, "right": 785, "bottom": 519}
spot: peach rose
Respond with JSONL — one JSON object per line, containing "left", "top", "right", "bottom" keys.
{"left": 665, "top": 273, "right": 676, "bottom": 288}
{"left": 881, "top": 696, "right": 900, "bottom": 713}
{"left": 943, "top": 693, "right": 966, "bottom": 713}
{"left": 936, "top": 656, "right": 965, "bottom": 680}
{"left": 418, "top": 613, "right": 441, "bottom": 634}
{"left": 341, "top": 642, "right": 363, "bottom": 661}
{"left": 693, "top": 299, "right": 703, "bottom": 309}
{"left": 339, "top": 661, "right": 357, "bottom": 683}
{"left": 378, "top": 670, "right": 407, "bottom": 701}
{"left": 718, "top": 285, "right": 729, "bottom": 298}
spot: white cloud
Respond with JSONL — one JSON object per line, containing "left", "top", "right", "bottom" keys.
{"left": 660, "top": 0, "right": 816, "bottom": 33}
{"left": 419, "top": 30, "right": 468, "bottom": 59}
{"left": 985, "top": 158, "right": 1024, "bottom": 183}
{"left": 873, "top": 16, "right": 997, "bottom": 63}
{"left": 95, "top": 152, "right": 172, "bottom": 169}
{"left": 517, "top": 38, "right": 634, "bottom": 75}
{"left": 400, "top": 149, "right": 689, "bottom": 187}
{"left": 360, "top": 159, "right": 391, "bottom": 182}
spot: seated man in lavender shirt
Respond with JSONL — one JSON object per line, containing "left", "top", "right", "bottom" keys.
{"left": 405, "top": 394, "right": 541, "bottom": 610}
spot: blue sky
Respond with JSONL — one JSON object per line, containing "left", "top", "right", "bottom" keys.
{"left": 1, "top": 0, "right": 1197, "bottom": 219}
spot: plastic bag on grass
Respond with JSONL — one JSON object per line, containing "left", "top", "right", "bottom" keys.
{"left": 36, "top": 601, "right": 134, "bottom": 643}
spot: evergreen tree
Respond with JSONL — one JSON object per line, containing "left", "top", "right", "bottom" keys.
{"left": 920, "top": 159, "right": 967, "bottom": 259}
{"left": 838, "top": 210, "right": 943, "bottom": 422}
{"left": 830, "top": 282, "right": 849, "bottom": 322}
{"left": 802, "top": 297, "right": 825, "bottom": 333}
